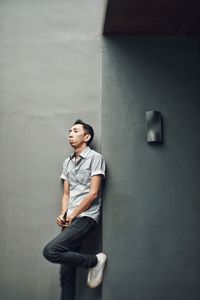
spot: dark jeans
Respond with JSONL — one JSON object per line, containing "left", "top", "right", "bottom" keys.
{"left": 43, "top": 217, "right": 98, "bottom": 300}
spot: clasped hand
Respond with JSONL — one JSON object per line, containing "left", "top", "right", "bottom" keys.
{"left": 56, "top": 213, "right": 74, "bottom": 228}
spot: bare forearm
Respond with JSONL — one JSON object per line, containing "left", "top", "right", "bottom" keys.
{"left": 60, "top": 194, "right": 69, "bottom": 215}
{"left": 57, "top": 194, "right": 69, "bottom": 227}
{"left": 69, "top": 191, "right": 98, "bottom": 220}
{"left": 57, "top": 180, "right": 70, "bottom": 228}
{"left": 67, "top": 175, "right": 102, "bottom": 224}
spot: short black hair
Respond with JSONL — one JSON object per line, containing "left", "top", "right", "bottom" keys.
{"left": 73, "top": 119, "right": 94, "bottom": 145}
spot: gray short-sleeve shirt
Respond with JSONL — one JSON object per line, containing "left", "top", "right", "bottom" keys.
{"left": 60, "top": 147, "right": 106, "bottom": 222}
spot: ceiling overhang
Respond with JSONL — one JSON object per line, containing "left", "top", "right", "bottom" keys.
{"left": 103, "top": 0, "right": 200, "bottom": 36}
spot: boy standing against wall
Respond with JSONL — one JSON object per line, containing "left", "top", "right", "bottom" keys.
{"left": 43, "top": 119, "right": 107, "bottom": 300}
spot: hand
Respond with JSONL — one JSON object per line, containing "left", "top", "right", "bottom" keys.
{"left": 66, "top": 214, "right": 75, "bottom": 225}
{"left": 56, "top": 214, "right": 69, "bottom": 228}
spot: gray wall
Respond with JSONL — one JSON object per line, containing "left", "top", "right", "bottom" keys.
{"left": 0, "top": 1, "right": 105, "bottom": 300}
{"left": 1, "top": 2, "right": 200, "bottom": 300}
{"left": 102, "top": 38, "right": 200, "bottom": 300}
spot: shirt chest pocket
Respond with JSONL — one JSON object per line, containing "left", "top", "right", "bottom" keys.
{"left": 76, "top": 169, "right": 91, "bottom": 185}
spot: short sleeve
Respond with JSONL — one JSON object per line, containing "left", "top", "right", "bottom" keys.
{"left": 91, "top": 154, "right": 106, "bottom": 178}
{"left": 60, "top": 158, "right": 70, "bottom": 180}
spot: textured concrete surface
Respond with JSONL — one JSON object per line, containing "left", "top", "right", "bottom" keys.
{"left": 0, "top": 1, "right": 105, "bottom": 299}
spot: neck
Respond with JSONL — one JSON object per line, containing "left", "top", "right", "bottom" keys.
{"left": 74, "top": 144, "right": 88, "bottom": 156}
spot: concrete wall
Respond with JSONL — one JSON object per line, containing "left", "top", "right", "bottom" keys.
{"left": 102, "top": 38, "right": 200, "bottom": 300}
{"left": 0, "top": 1, "right": 105, "bottom": 300}
{"left": 1, "top": 2, "right": 200, "bottom": 300}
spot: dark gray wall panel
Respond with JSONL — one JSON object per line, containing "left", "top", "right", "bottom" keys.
{"left": 0, "top": 1, "right": 105, "bottom": 300}
{"left": 102, "top": 38, "right": 200, "bottom": 300}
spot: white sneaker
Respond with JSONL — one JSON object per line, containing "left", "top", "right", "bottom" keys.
{"left": 87, "top": 253, "right": 107, "bottom": 288}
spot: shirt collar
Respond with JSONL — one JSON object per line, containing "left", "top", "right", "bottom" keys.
{"left": 79, "top": 146, "right": 91, "bottom": 158}
{"left": 70, "top": 146, "right": 91, "bottom": 160}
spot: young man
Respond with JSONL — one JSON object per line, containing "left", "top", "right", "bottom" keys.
{"left": 43, "top": 119, "right": 107, "bottom": 300}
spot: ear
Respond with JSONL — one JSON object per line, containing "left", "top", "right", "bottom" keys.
{"left": 84, "top": 134, "right": 91, "bottom": 142}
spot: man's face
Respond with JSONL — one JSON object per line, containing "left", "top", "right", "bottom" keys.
{"left": 68, "top": 124, "right": 89, "bottom": 148}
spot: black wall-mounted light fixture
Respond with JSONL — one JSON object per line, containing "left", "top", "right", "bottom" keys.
{"left": 146, "top": 111, "right": 163, "bottom": 144}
